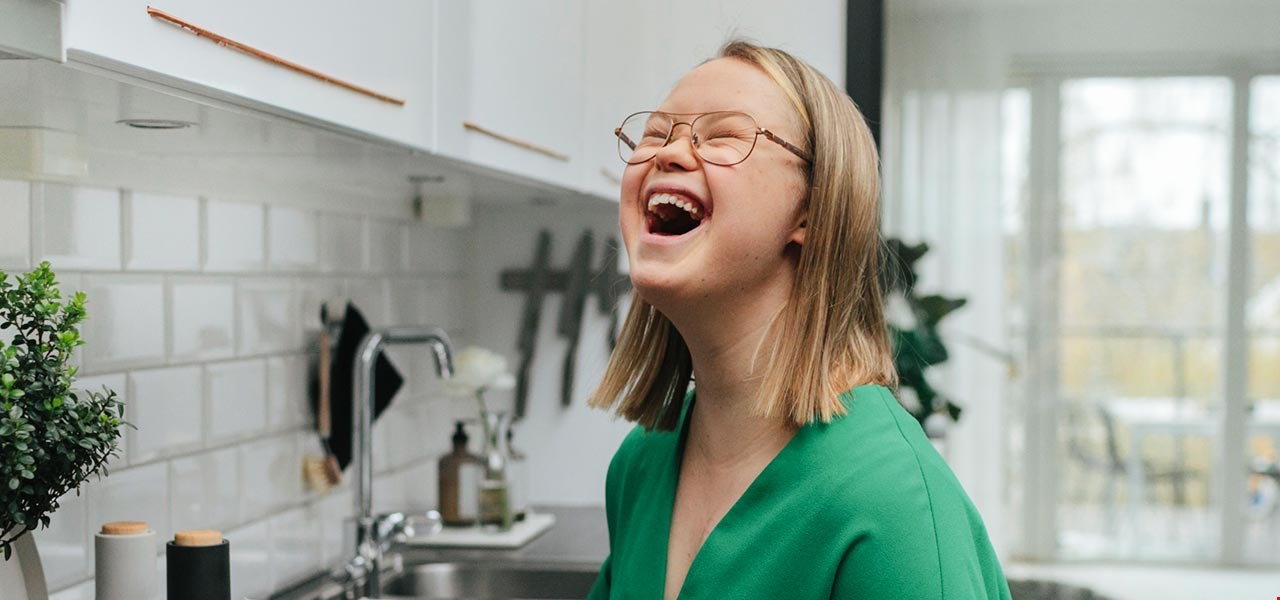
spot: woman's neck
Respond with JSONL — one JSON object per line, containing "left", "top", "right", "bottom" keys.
{"left": 665, "top": 275, "right": 798, "bottom": 469}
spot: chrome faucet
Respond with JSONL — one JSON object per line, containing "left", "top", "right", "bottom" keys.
{"left": 344, "top": 326, "right": 454, "bottom": 599}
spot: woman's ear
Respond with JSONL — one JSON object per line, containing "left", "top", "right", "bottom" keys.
{"left": 788, "top": 214, "right": 807, "bottom": 246}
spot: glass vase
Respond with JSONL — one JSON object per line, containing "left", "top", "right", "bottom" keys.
{"left": 477, "top": 410, "right": 514, "bottom": 531}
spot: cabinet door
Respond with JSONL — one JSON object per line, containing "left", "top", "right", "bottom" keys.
{"left": 580, "top": 0, "right": 668, "bottom": 201}
{"left": 63, "top": 0, "right": 435, "bottom": 149}
{"left": 715, "top": 0, "right": 846, "bottom": 87}
{"left": 462, "top": 0, "right": 584, "bottom": 191}
{"left": 433, "top": 0, "right": 471, "bottom": 160}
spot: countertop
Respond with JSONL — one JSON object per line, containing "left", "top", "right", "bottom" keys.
{"left": 394, "top": 505, "right": 609, "bottom": 567}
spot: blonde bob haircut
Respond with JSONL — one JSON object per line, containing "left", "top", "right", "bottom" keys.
{"left": 587, "top": 39, "right": 898, "bottom": 432}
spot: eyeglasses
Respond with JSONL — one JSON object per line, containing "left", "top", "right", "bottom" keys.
{"left": 614, "top": 110, "right": 813, "bottom": 166}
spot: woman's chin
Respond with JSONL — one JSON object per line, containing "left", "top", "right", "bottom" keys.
{"left": 629, "top": 268, "right": 696, "bottom": 312}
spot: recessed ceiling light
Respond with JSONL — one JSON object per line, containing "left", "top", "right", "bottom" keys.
{"left": 115, "top": 118, "right": 195, "bottom": 130}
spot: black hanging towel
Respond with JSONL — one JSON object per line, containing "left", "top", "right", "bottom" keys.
{"left": 327, "top": 302, "right": 404, "bottom": 470}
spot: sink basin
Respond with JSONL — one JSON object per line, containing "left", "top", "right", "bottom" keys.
{"left": 382, "top": 561, "right": 600, "bottom": 599}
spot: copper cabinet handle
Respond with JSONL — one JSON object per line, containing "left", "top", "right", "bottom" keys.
{"left": 147, "top": 5, "right": 406, "bottom": 106}
{"left": 463, "top": 120, "right": 570, "bottom": 162}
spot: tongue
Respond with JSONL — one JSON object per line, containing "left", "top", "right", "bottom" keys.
{"left": 652, "top": 204, "right": 701, "bottom": 236}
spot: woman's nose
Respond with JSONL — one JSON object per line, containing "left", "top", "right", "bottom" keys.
{"left": 654, "top": 123, "right": 699, "bottom": 171}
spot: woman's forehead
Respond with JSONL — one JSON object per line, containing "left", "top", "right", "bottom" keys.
{"left": 657, "top": 58, "right": 795, "bottom": 123}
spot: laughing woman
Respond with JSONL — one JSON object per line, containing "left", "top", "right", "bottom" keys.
{"left": 585, "top": 41, "right": 1012, "bottom": 600}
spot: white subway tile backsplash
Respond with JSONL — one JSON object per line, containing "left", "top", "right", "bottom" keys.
{"left": 227, "top": 519, "right": 272, "bottom": 600}
{"left": 366, "top": 219, "right": 403, "bottom": 274}
{"left": 388, "top": 279, "right": 430, "bottom": 326}
{"left": 86, "top": 462, "right": 170, "bottom": 558}
{"left": 125, "top": 192, "right": 200, "bottom": 271}
{"left": 32, "top": 488, "right": 90, "bottom": 589}
{"left": 238, "top": 435, "right": 301, "bottom": 521}
{"left": 266, "top": 355, "right": 310, "bottom": 431}
{"left": 390, "top": 278, "right": 465, "bottom": 338}
{"left": 406, "top": 224, "right": 466, "bottom": 274}
{"left": 267, "top": 206, "right": 319, "bottom": 270}
{"left": 238, "top": 279, "right": 298, "bottom": 355}
{"left": 372, "top": 471, "right": 407, "bottom": 515}
{"left": 36, "top": 183, "right": 121, "bottom": 270}
{"left": 81, "top": 275, "right": 166, "bottom": 371}
{"left": 206, "top": 360, "right": 267, "bottom": 442}
{"left": 269, "top": 505, "right": 324, "bottom": 589}
{"left": 0, "top": 179, "right": 31, "bottom": 269}
{"left": 345, "top": 278, "right": 389, "bottom": 328}
{"left": 169, "top": 279, "right": 235, "bottom": 361}
{"left": 169, "top": 447, "right": 239, "bottom": 533}
{"left": 205, "top": 199, "right": 265, "bottom": 272}
{"left": 8, "top": 175, "right": 475, "bottom": 599}
{"left": 320, "top": 213, "right": 366, "bottom": 273}
{"left": 128, "top": 366, "right": 204, "bottom": 461}
{"left": 318, "top": 488, "right": 355, "bottom": 567}
{"left": 400, "top": 461, "right": 437, "bottom": 513}
{"left": 383, "top": 404, "right": 429, "bottom": 470}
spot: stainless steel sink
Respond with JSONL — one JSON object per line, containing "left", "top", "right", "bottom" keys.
{"left": 381, "top": 561, "right": 600, "bottom": 599}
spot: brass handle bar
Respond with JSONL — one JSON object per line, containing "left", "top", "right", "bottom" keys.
{"left": 146, "top": 5, "right": 406, "bottom": 106}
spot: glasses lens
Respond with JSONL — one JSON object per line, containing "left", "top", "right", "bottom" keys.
{"left": 692, "top": 112, "right": 758, "bottom": 166}
{"left": 617, "top": 112, "right": 671, "bottom": 164}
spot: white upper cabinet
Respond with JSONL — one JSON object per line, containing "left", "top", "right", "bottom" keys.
{"left": 29, "top": 0, "right": 846, "bottom": 202}
{"left": 432, "top": 0, "right": 471, "bottom": 162}
{"left": 454, "top": 0, "right": 584, "bottom": 191}
{"left": 62, "top": 0, "right": 436, "bottom": 149}
{"left": 580, "top": 1, "right": 668, "bottom": 202}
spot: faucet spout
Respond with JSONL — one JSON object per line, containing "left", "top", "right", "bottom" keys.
{"left": 349, "top": 325, "right": 453, "bottom": 598}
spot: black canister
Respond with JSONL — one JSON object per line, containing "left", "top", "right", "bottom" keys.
{"left": 166, "top": 530, "right": 230, "bottom": 600}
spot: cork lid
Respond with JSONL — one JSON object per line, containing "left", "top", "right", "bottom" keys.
{"left": 174, "top": 529, "right": 223, "bottom": 547}
{"left": 100, "top": 521, "right": 148, "bottom": 535}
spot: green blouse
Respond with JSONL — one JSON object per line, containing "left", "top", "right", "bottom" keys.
{"left": 586, "top": 383, "right": 1012, "bottom": 599}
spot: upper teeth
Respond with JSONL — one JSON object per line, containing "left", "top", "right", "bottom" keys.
{"left": 647, "top": 193, "right": 701, "bottom": 217}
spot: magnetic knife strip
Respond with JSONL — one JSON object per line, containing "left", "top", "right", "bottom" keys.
{"left": 499, "top": 230, "right": 630, "bottom": 420}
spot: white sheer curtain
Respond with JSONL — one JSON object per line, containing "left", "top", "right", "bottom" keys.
{"left": 881, "top": 6, "right": 1013, "bottom": 556}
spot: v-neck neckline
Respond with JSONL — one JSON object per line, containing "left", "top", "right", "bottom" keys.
{"left": 656, "top": 388, "right": 809, "bottom": 600}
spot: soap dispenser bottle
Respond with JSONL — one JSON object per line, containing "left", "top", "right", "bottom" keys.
{"left": 438, "top": 421, "right": 482, "bottom": 526}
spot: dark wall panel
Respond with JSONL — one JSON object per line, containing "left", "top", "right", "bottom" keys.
{"left": 846, "top": 0, "right": 884, "bottom": 146}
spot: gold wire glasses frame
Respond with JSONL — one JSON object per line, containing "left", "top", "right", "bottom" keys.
{"left": 614, "top": 110, "right": 813, "bottom": 166}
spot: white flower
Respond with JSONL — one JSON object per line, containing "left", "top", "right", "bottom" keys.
{"left": 445, "top": 346, "right": 515, "bottom": 397}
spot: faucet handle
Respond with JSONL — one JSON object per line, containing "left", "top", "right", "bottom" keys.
{"left": 399, "top": 510, "right": 443, "bottom": 541}
{"left": 373, "top": 511, "right": 407, "bottom": 540}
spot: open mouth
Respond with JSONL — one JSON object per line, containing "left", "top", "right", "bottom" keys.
{"left": 646, "top": 192, "right": 706, "bottom": 236}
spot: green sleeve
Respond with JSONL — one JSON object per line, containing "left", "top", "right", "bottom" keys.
{"left": 830, "top": 389, "right": 1013, "bottom": 600}
{"left": 831, "top": 521, "right": 1012, "bottom": 600}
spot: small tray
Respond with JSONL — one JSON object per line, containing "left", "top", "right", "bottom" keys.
{"left": 403, "top": 512, "right": 556, "bottom": 549}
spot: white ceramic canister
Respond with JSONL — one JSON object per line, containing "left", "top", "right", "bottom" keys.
{"left": 94, "top": 521, "right": 157, "bottom": 600}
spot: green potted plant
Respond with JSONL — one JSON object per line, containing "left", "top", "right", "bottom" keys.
{"left": 879, "top": 239, "right": 968, "bottom": 437}
{"left": 0, "top": 262, "right": 126, "bottom": 562}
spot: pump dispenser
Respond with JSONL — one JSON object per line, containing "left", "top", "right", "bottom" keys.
{"left": 438, "top": 420, "right": 483, "bottom": 526}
